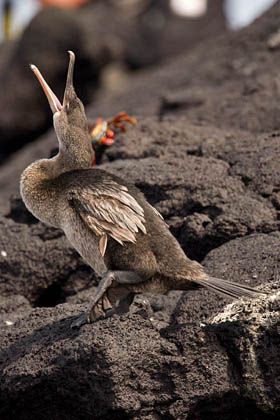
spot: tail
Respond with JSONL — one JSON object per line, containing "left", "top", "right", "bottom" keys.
{"left": 194, "top": 276, "right": 266, "bottom": 300}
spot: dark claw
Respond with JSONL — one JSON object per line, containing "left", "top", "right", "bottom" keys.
{"left": 71, "top": 299, "right": 107, "bottom": 329}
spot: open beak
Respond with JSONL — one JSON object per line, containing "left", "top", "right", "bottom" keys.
{"left": 63, "top": 50, "right": 75, "bottom": 108}
{"left": 30, "top": 51, "right": 75, "bottom": 114}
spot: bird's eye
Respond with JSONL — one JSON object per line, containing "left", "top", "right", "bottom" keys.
{"left": 65, "top": 103, "right": 70, "bottom": 113}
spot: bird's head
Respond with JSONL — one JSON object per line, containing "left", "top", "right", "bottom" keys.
{"left": 31, "top": 51, "right": 93, "bottom": 169}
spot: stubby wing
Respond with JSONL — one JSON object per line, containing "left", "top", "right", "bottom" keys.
{"left": 68, "top": 180, "right": 146, "bottom": 256}
{"left": 149, "top": 203, "right": 164, "bottom": 220}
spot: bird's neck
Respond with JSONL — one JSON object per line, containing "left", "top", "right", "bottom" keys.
{"left": 46, "top": 149, "right": 92, "bottom": 177}
{"left": 20, "top": 148, "right": 92, "bottom": 227}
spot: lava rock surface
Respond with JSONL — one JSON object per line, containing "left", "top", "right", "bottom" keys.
{"left": 0, "top": 3, "right": 280, "bottom": 419}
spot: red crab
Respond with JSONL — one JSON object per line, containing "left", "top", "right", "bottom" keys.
{"left": 89, "top": 111, "right": 137, "bottom": 166}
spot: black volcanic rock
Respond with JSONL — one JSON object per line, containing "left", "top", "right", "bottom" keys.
{"left": 0, "top": 210, "right": 97, "bottom": 308}
{"left": 0, "top": 2, "right": 280, "bottom": 419}
{"left": 0, "top": 234, "right": 279, "bottom": 420}
{"left": 101, "top": 153, "right": 277, "bottom": 261}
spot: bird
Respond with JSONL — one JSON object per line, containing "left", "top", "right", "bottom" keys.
{"left": 20, "top": 51, "right": 266, "bottom": 328}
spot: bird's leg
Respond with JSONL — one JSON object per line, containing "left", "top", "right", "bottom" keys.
{"left": 71, "top": 270, "right": 144, "bottom": 328}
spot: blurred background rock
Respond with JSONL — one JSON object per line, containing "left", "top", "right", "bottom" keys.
{"left": 0, "top": 0, "right": 277, "bottom": 164}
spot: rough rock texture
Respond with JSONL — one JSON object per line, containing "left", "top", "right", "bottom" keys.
{"left": 0, "top": 306, "right": 233, "bottom": 420}
{"left": 211, "top": 288, "right": 280, "bottom": 414}
{"left": 0, "top": 2, "right": 280, "bottom": 419}
{"left": 175, "top": 232, "right": 280, "bottom": 325}
{"left": 0, "top": 234, "right": 279, "bottom": 420}
{"left": 0, "top": 200, "right": 97, "bottom": 308}
{"left": 100, "top": 153, "right": 278, "bottom": 260}
{"left": 0, "top": 295, "right": 32, "bottom": 327}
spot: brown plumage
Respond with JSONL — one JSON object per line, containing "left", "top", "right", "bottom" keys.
{"left": 20, "top": 52, "right": 266, "bottom": 328}
{"left": 69, "top": 177, "right": 146, "bottom": 254}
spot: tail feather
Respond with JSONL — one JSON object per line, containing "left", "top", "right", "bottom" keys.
{"left": 194, "top": 276, "right": 266, "bottom": 300}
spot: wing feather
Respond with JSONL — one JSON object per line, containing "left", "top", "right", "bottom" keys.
{"left": 99, "top": 234, "right": 108, "bottom": 257}
{"left": 68, "top": 178, "right": 147, "bottom": 256}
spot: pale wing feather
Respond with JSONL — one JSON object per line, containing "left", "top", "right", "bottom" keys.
{"left": 69, "top": 181, "right": 147, "bottom": 256}
{"left": 148, "top": 203, "right": 169, "bottom": 226}
{"left": 83, "top": 183, "right": 144, "bottom": 217}
{"left": 91, "top": 199, "right": 146, "bottom": 234}
{"left": 150, "top": 204, "right": 164, "bottom": 220}
{"left": 99, "top": 234, "right": 107, "bottom": 257}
